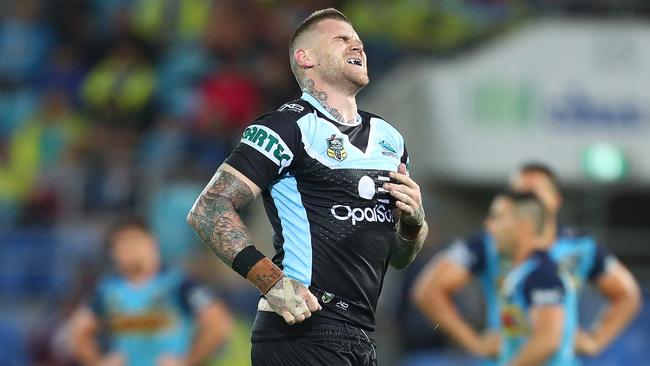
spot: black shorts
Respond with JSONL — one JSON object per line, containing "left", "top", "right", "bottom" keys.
{"left": 251, "top": 311, "right": 377, "bottom": 366}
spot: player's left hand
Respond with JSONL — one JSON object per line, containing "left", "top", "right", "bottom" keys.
{"left": 385, "top": 163, "right": 424, "bottom": 227}
{"left": 575, "top": 328, "right": 601, "bottom": 356}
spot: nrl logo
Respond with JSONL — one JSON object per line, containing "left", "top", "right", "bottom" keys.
{"left": 321, "top": 292, "right": 334, "bottom": 303}
{"left": 326, "top": 134, "right": 347, "bottom": 161}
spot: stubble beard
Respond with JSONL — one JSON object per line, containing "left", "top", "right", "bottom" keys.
{"left": 317, "top": 53, "right": 369, "bottom": 94}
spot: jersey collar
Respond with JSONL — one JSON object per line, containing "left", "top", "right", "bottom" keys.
{"left": 300, "top": 91, "right": 362, "bottom": 126}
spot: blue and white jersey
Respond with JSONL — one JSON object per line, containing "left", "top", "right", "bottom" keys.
{"left": 498, "top": 250, "right": 576, "bottom": 366}
{"left": 90, "top": 269, "right": 214, "bottom": 366}
{"left": 225, "top": 91, "right": 409, "bottom": 330}
{"left": 445, "top": 228, "right": 613, "bottom": 365}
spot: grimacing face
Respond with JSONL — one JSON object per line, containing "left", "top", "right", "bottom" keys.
{"left": 509, "top": 171, "right": 561, "bottom": 215}
{"left": 111, "top": 227, "right": 159, "bottom": 279}
{"left": 485, "top": 196, "right": 519, "bottom": 254}
{"left": 310, "top": 19, "right": 368, "bottom": 89}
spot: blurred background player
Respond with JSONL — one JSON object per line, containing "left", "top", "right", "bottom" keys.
{"left": 412, "top": 162, "right": 641, "bottom": 363}
{"left": 486, "top": 191, "right": 574, "bottom": 366}
{"left": 69, "top": 217, "right": 232, "bottom": 366}
{"left": 510, "top": 163, "right": 641, "bottom": 356}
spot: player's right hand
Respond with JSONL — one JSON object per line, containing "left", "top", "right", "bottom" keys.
{"left": 471, "top": 331, "right": 501, "bottom": 358}
{"left": 264, "top": 276, "right": 322, "bottom": 325}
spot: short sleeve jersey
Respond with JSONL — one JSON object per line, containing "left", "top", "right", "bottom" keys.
{"left": 225, "top": 92, "right": 409, "bottom": 330}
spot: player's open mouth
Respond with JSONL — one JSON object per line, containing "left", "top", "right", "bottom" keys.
{"left": 346, "top": 58, "right": 363, "bottom": 67}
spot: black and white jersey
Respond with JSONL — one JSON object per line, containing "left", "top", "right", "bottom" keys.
{"left": 225, "top": 92, "right": 409, "bottom": 330}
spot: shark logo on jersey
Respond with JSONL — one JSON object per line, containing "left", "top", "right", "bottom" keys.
{"left": 379, "top": 140, "right": 398, "bottom": 158}
{"left": 326, "top": 134, "right": 347, "bottom": 161}
{"left": 240, "top": 124, "right": 293, "bottom": 169}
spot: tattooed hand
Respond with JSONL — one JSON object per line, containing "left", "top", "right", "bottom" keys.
{"left": 264, "top": 276, "right": 322, "bottom": 325}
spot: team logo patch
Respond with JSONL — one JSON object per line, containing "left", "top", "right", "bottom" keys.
{"left": 379, "top": 139, "right": 398, "bottom": 158}
{"left": 321, "top": 292, "right": 334, "bottom": 303}
{"left": 326, "top": 134, "right": 347, "bottom": 161}
{"left": 500, "top": 304, "right": 529, "bottom": 336}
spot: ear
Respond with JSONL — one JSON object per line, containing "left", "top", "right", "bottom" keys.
{"left": 294, "top": 48, "right": 314, "bottom": 69}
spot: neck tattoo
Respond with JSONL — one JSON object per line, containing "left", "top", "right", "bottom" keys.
{"left": 304, "top": 79, "right": 357, "bottom": 125}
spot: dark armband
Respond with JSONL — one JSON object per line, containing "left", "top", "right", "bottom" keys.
{"left": 232, "top": 246, "right": 283, "bottom": 294}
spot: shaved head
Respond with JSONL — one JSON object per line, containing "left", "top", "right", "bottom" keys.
{"left": 510, "top": 192, "right": 547, "bottom": 235}
{"left": 289, "top": 8, "right": 352, "bottom": 88}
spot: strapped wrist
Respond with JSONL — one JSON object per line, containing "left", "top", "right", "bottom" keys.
{"left": 398, "top": 230, "right": 420, "bottom": 242}
{"left": 232, "top": 246, "right": 265, "bottom": 277}
{"left": 398, "top": 217, "right": 426, "bottom": 241}
{"left": 404, "top": 213, "right": 425, "bottom": 228}
{"left": 232, "top": 246, "right": 283, "bottom": 294}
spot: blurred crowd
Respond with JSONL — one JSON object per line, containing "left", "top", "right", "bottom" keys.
{"left": 3, "top": 0, "right": 649, "bottom": 229}
{"left": 0, "top": 0, "right": 319, "bottom": 230}
{"left": 1, "top": 0, "right": 649, "bottom": 365}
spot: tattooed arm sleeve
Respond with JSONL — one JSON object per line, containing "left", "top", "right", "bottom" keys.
{"left": 187, "top": 163, "right": 261, "bottom": 266}
{"left": 189, "top": 109, "right": 300, "bottom": 271}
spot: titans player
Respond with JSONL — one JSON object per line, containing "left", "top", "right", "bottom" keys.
{"left": 187, "top": 8, "right": 427, "bottom": 366}
{"left": 70, "top": 217, "right": 232, "bottom": 366}
{"left": 412, "top": 163, "right": 641, "bottom": 364}
{"left": 488, "top": 191, "right": 574, "bottom": 365}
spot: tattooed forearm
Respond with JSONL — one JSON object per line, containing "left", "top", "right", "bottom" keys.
{"left": 390, "top": 221, "right": 428, "bottom": 270}
{"left": 187, "top": 168, "right": 256, "bottom": 266}
{"left": 304, "top": 79, "right": 357, "bottom": 125}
